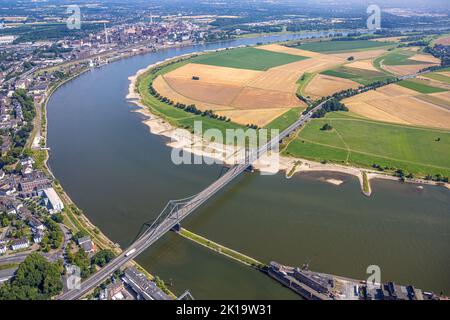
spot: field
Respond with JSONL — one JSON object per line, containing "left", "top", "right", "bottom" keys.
{"left": 397, "top": 79, "right": 448, "bottom": 94}
{"left": 304, "top": 74, "right": 360, "bottom": 100}
{"left": 190, "top": 47, "right": 308, "bottom": 71}
{"left": 370, "top": 36, "right": 406, "bottom": 43}
{"left": 138, "top": 41, "right": 450, "bottom": 179}
{"left": 422, "top": 72, "right": 450, "bottom": 84}
{"left": 321, "top": 66, "right": 393, "bottom": 85}
{"left": 345, "top": 60, "right": 379, "bottom": 71}
{"left": 150, "top": 45, "right": 354, "bottom": 126}
{"left": 216, "top": 108, "right": 292, "bottom": 128}
{"left": 374, "top": 50, "right": 440, "bottom": 76}
{"left": 256, "top": 44, "right": 322, "bottom": 57}
{"left": 162, "top": 63, "right": 262, "bottom": 85}
{"left": 284, "top": 112, "right": 450, "bottom": 177}
{"left": 265, "top": 108, "right": 302, "bottom": 131}
{"left": 137, "top": 62, "right": 247, "bottom": 134}
{"left": 378, "top": 51, "right": 424, "bottom": 66}
{"left": 329, "top": 49, "right": 388, "bottom": 61}
{"left": 436, "top": 36, "right": 450, "bottom": 46}
{"left": 343, "top": 83, "right": 450, "bottom": 129}
{"left": 294, "top": 40, "right": 394, "bottom": 53}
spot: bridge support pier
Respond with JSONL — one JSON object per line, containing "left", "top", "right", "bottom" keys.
{"left": 171, "top": 223, "right": 181, "bottom": 233}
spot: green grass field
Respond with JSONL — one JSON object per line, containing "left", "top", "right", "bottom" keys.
{"left": 265, "top": 108, "right": 302, "bottom": 132}
{"left": 294, "top": 40, "right": 394, "bottom": 53}
{"left": 190, "top": 47, "right": 308, "bottom": 71}
{"left": 284, "top": 112, "right": 450, "bottom": 177}
{"left": 296, "top": 72, "right": 316, "bottom": 96}
{"left": 397, "top": 79, "right": 448, "bottom": 94}
{"left": 375, "top": 50, "right": 425, "bottom": 66}
{"left": 422, "top": 72, "right": 450, "bottom": 84}
{"left": 321, "top": 66, "right": 394, "bottom": 85}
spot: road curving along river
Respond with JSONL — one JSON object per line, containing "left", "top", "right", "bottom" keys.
{"left": 47, "top": 33, "right": 450, "bottom": 299}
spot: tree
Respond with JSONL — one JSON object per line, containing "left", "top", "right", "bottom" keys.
{"left": 0, "top": 253, "right": 63, "bottom": 300}
{"left": 73, "top": 230, "right": 88, "bottom": 242}
{"left": 320, "top": 123, "right": 333, "bottom": 131}
{"left": 1, "top": 216, "right": 9, "bottom": 227}
{"left": 91, "top": 249, "right": 115, "bottom": 267}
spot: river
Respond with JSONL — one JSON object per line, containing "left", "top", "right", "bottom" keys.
{"left": 47, "top": 33, "right": 450, "bottom": 299}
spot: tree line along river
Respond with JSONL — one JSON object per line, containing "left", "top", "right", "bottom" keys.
{"left": 46, "top": 33, "right": 450, "bottom": 299}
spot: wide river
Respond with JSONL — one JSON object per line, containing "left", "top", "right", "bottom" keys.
{"left": 47, "top": 33, "right": 450, "bottom": 299}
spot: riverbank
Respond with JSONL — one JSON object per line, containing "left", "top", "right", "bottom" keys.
{"left": 37, "top": 62, "right": 178, "bottom": 299}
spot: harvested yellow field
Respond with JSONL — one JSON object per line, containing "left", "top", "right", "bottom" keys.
{"left": 330, "top": 49, "right": 388, "bottom": 60}
{"left": 408, "top": 54, "right": 441, "bottom": 64}
{"left": 245, "top": 68, "right": 299, "bottom": 93}
{"left": 256, "top": 44, "right": 323, "bottom": 58}
{"left": 440, "top": 71, "right": 450, "bottom": 78}
{"left": 246, "top": 57, "right": 341, "bottom": 93}
{"left": 231, "top": 87, "right": 300, "bottom": 110}
{"left": 164, "top": 77, "right": 243, "bottom": 106}
{"left": 377, "top": 84, "right": 419, "bottom": 97}
{"left": 345, "top": 59, "right": 378, "bottom": 71}
{"left": 383, "top": 64, "right": 432, "bottom": 76}
{"left": 153, "top": 76, "right": 230, "bottom": 110}
{"left": 216, "top": 108, "right": 289, "bottom": 127}
{"left": 304, "top": 74, "right": 360, "bottom": 100}
{"left": 164, "top": 63, "right": 262, "bottom": 86}
{"left": 157, "top": 61, "right": 307, "bottom": 111}
{"left": 345, "top": 101, "right": 410, "bottom": 125}
{"left": 343, "top": 84, "right": 450, "bottom": 129}
{"left": 431, "top": 91, "right": 450, "bottom": 103}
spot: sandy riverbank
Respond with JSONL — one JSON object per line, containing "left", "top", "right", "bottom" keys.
{"left": 127, "top": 60, "right": 450, "bottom": 196}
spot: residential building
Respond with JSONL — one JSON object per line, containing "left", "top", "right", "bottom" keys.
{"left": 11, "top": 238, "right": 30, "bottom": 251}
{"left": 18, "top": 171, "right": 52, "bottom": 198}
{"left": 78, "top": 236, "right": 95, "bottom": 253}
{"left": 29, "top": 217, "right": 45, "bottom": 232}
{"left": 33, "top": 230, "right": 44, "bottom": 244}
{"left": 0, "top": 245, "right": 6, "bottom": 255}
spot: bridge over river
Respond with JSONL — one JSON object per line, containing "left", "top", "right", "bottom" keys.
{"left": 57, "top": 99, "right": 326, "bottom": 300}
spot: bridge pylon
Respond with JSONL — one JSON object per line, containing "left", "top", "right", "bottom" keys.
{"left": 171, "top": 223, "right": 181, "bottom": 232}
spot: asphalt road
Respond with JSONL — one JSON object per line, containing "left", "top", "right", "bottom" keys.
{"left": 0, "top": 268, "right": 17, "bottom": 283}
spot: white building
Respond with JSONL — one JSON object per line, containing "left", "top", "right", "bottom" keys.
{"left": 33, "top": 231, "right": 44, "bottom": 244}
{"left": 42, "top": 187, "right": 64, "bottom": 214}
{"left": 29, "top": 217, "right": 45, "bottom": 232}
{"left": 11, "top": 238, "right": 29, "bottom": 251}
{"left": 0, "top": 245, "right": 6, "bottom": 255}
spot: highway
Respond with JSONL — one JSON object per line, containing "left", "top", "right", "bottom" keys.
{"left": 57, "top": 99, "right": 326, "bottom": 300}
